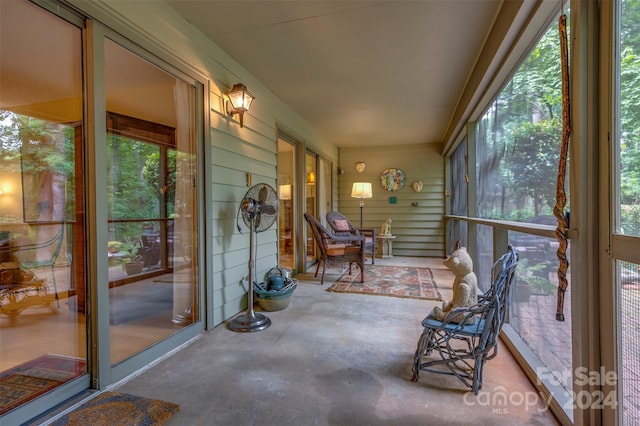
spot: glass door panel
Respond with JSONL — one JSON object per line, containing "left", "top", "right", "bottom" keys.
{"left": 305, "top": 152, "right": 317, "bottom": 264}
{"left": 0, "top": 0, "right": 87, "bottom": 414}
{"left": 105, "top": 40, "right": 199, "bottom": 364}
{"left": 277, "top": 138, "right": 296, "bottom": 272}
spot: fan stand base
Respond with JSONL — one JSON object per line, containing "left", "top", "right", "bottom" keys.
{"left": 229, "top": 311, "right": 271, "bottom": 332}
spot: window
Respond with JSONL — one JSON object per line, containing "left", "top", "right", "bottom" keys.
{"left": 474, "top": 16, "right": 574, "bottom": 412}
{"left": 476, "top": 28, "right": 564, "bottom": 222}
{"left": 448, "top": 138, "right": 468, "bottom": 251}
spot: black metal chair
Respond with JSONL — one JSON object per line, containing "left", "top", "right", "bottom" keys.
{"left": 410, "top": 245, "right": 519, "bottom": 394}
{"left": 304, "top": 212, "right": 365, "bottom": 285}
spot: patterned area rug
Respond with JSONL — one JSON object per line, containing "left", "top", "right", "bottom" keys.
{"left": 52, "top": 391, "right": 179, "bottom": 426}
{"left": 0, "top": 354, "right": 87, "bottom": 415}
{"left": 328, "top": 265, "right": 442, "bottom": 300}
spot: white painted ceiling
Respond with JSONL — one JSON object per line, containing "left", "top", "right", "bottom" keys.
{"left": 166, "top": 0, "right": 503, "bottom": 148}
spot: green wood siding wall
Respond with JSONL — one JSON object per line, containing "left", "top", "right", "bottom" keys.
{"left": 83, "top": 0, "right": 338, "bottom": 326}
{"left": 338, "top": 144, "right": 445, "bottom": 258}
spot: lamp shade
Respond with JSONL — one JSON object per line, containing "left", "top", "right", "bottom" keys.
{"left": 307, "top": 171, "right": 316, "bottom": 185}
{"left": 226, "top": 83, "right": 255, "bottom": 112}
{"left": 351, "top": 182, "right": 372, "bottom": 199}
{"left": 279, "top": 184, "right": 292, "bottom": 200}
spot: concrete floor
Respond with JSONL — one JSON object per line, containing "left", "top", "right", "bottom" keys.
{"left": 46, "top": 257, "right": 560, "bottom": 425}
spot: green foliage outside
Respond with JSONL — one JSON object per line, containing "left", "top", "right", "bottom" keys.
{"left": 0, "top": 112, "right": 76, "bottom": 222}
{"left": 516, "top": 258, "right": 557, "bottom": 295}
{"left": 620, "top": 0, "right": 640, "bottom": 235}
{"left": 107, "top": 134, "right": 160, "bottom": 221}
{"left": 510, "top": 118, "right": 563, "bottom": 216}
{"left": 0, "top": 112, "right": 179, "bottom": 245}
{"left": 476, "top": 24, "right": 565, "bottom": 221}
{"left": 476, "top": 10, "right": 639, "bottom": 236}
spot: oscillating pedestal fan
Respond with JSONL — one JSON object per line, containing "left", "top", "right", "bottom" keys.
{"left": 229, "top": 183, "right": 279, "bottom": 332}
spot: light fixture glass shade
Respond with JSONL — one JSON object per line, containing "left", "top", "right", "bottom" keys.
{"left": 279, "top": 184, "right": 292, "bottom": 200}
{"left": 351, "top": 182, "right": 372, "bottom": 199}
{"left": 227, "top": 83, "right": 255, "bottom": 112}
{"left": 306, "top": 171, "right": 316, "bottom": 185}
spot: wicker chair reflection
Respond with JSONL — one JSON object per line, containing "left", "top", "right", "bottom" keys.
{"left": 18, "top": 224, "right": 65, "bottom": 306}
{"left": 410, "top": 245, "right": 519, "bottom": 394}
{"left": 304, "top": 212, "right": 365, "bottom": 285}
{"left": 326, "top": 211, "right": 376, "bottom": 264}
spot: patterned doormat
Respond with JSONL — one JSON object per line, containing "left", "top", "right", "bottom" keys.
{"left": 0, "top": 354, "right": 87, "bottom": 415}
{"left": 51, "top": 391, "right": 179, "bottom": 426}
{"left": 328, "top": 265, "right": 443, "bottom": 300}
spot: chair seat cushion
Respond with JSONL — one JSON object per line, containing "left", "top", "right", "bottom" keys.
{"left": 331, "top": 219, "right": 350, "bottom": 231}
{"left": 326, "top": 243, "right": 346, "bottom": 255}
{"left": 421, "top": 310, "right": 485, "bottom": 336}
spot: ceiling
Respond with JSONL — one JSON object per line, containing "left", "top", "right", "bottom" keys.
{"left": 166, "top": 0, "right": 503, "bottom": 148}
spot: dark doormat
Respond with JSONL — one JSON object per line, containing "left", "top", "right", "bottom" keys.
{"left": 51, "top": 391, "right": 179, "bottom": 426}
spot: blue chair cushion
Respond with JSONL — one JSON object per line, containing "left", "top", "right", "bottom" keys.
{"left": 421, "top": 310, "right": 486, "bottom": 337}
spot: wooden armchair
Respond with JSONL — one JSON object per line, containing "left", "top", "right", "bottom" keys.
{"left": 410, "top": 246, "right": 519, "bottom": 394}
{"left": 304, "top": 212, "right": 365, "bottom": 285}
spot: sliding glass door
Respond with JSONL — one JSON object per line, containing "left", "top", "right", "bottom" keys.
{"left": 276, "top": 139, "right": 332, "bottom": 274}
{"left": 0, "top": 0, "right": 88, "bottom": 417}
{"left": 104, "top": 39, "right": 200, "bottom": 365}
{"left": 305, "top": 151, "right": 317, "bottom": 265}
{"left": 277, "top": 136, "right": 297, "bottom": 272}
{"left": 0, "top": 2, "right": 204, "bottom": 420}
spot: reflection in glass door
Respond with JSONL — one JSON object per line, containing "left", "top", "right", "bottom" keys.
{"left": 0, "top": 0, "right": 87, "bottom": 416}
{"left": 277, "top": 137, "right": 296, "bottom": 271}
{"left": 305, "top": 152, "right": 317, "bottom": 265}
{"left": 105, "top": 39, "right": 199, "bottom": 364}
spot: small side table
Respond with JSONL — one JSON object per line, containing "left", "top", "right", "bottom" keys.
{"left": 376, "top": 235, "right": 396, "bottom": 259}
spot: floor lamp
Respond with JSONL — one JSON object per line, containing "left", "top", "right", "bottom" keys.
{"left": 351, "top": 182, "right": 373, "bottom": 228}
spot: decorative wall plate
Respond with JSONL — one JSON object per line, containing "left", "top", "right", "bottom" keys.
{"left": 380, "top": 168, "right": 404, "bottom": 191}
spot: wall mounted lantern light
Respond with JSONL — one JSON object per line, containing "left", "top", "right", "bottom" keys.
{"left": 351, "top": 182, "right": 373, "bottom": 228}
{"left": 225, "top": 83, "right": 255, "bottom": 128}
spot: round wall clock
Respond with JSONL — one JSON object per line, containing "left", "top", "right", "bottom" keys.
{"left": 380, "top": 168, "right": 405, "bottom": 191}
